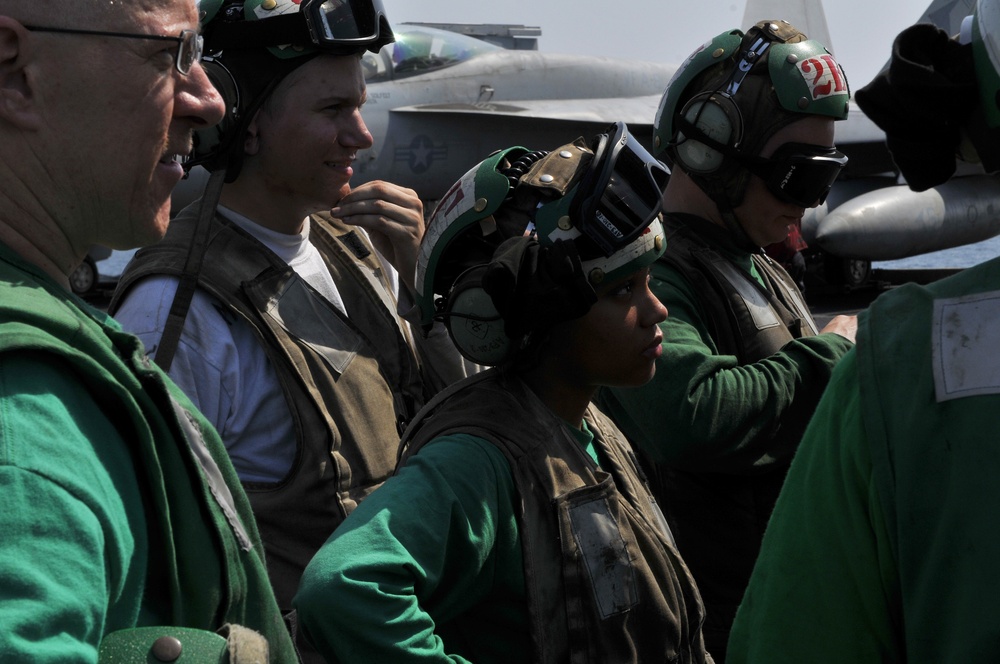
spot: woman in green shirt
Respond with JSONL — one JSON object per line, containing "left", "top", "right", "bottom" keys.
{"left": 295, "top": 125, "right": 715, "bottom": 663}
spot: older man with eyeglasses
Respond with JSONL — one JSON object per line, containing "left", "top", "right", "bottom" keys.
{"left": 0, "top": 0, "right": 298, "bottom": 661}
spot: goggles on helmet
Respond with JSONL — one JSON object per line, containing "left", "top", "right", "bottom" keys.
{"left": 571, "top": 122, "right": 670, "bottom": 256}
{"left": 743, "top": 142, "right": 847, "bottom": 207}
{"left": 302, "top": 0, "right": 387, "bottom": 46}
{"left": 205, "top": 0, "right": 392, "bottom": 54}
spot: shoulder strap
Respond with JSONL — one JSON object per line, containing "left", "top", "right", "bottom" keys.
{"left": 154, "top": 170, "right": 226, "bottom": 371}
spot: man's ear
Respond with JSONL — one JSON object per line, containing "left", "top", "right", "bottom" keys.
{"left": 0, "top": 18, "right": 41, "bottom": 130}
{"left": 243, "top": 110, "right": 261, "bottom": 156}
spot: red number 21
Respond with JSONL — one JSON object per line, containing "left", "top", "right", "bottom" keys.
{"left": 801, "top": 54, "right": 846, "bottom": 98}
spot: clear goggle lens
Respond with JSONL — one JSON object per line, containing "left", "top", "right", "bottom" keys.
{"left": 303, "top": 0, "right": 387, "bottom": 45}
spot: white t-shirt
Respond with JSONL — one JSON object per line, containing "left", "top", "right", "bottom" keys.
{"left": 114, "top": 208, "right": 390, "bottom": 482}
{"left": 116, "top": 207, "right": 476, "bottom": 482}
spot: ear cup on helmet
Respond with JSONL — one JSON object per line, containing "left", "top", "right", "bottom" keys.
{"left": 673, "top": 92, "right": 744, "bottom": 174}
{"left": 191, "top": 57, "right": 242, "bottom": 171}
{"left": 443, "top": 265, "right": 512, "bottom": 366}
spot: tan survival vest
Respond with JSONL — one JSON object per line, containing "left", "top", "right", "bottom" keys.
{"left": 401, "top": 370, "right": 712, "bottom": 664}
{"left": 110, "top": 203, "right": 427, "bottom": 614}
{"left": 653, "top": 212, "right": 820, "bottom": 657}
{"left": 660, "top": 212, "right": 817, "bottom": 363}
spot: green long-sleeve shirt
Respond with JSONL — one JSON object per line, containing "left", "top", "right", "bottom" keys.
{"left": 598, "top": 241, "right": 854, "bottom": 472}
{"left": 0, "top": 354, "right": 161, "bottom": 661}
{"left": 731, "top": 259, "right": 1000, "bottom": 662}
{"left": 595, "top": 221, "right": 855, "bottom": 661}
{"left": 726, "top": 350, "right": 898, "bottom": 662}
{"left": 0, "top": 243, "right": 297, "bottom": 663}
{"left": 296, "top": 429, "right": 599, "bottom": 663}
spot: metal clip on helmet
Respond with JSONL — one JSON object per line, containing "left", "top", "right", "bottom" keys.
{"left": 653, "top": 20, "right": 850, "bottom": 208}
{"left": 191, "top": 0, "right": 394, "bottom": 177}
{"left": 415, "top": 123, "right": 668, "bottom": 366}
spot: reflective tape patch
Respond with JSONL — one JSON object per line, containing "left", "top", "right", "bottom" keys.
{"left": 932, "top": 290, "right": 1000, "bottom": 401}
{"left": 569, "top": 496, "right": 638, "bottom": 619}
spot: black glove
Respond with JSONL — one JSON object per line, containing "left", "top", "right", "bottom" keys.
{"left": 482, "top": 236, "right": 597, "bottom": 341}
{"left": 855, "top": 23, "right": 977, "bottom": 191}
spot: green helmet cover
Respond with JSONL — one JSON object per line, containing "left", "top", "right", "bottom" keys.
{"left": 415, "top": 148, "right": 521, "bottom": 328}
{"left": 200, "top": 0, "right": 226, "bottom": 25}
{"left": 415, "top": 140, "right": 666, "bottom": 329}
{"left": 654, "top": 23, "right": 850, "bottom": 158}
{"left": 653, "top": 21, "right": 849, "bottom": 209}
{"left": 654, "top": 30, "right": 743, "bottom": 157}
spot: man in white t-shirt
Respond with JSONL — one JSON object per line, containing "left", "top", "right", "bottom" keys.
{"left": 110, "top": 2, "right": 470, "bottom": 660}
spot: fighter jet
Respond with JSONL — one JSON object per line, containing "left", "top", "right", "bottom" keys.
{"left": 172, "top": 21, "right": 672, "bottom": 220}
{"left": 346, "top": 22, "right": 672, "bottom": 197}
{"left": 169, "top": 0, "right": 998, "bottom": 292}
{"left": 347, "top": 1, "right": 1000, "bottom": 290}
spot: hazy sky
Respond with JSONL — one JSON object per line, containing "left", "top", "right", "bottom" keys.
{"left": 388, "top": 0, "right": 942, "bottom": 92}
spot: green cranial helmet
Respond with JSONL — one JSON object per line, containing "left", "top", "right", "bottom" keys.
{"left": 653, "top": 20, "right": 850, "bottom": 208}
{"left": 415, "top": 124, "right": 668, "bottom": 366}
{"left": 190, "top": 0, "right": 394, "bottom": 177}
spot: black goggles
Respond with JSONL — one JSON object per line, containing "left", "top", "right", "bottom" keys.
{"left": 206, "top": 0, "right": 393, "bottom": 54}
{"left": 302, "top": 0, "right": 389, "bottom": 46}
{"left": 743, "top": 142, "right": 848, "bottom": 208}
{"left": 572, "top": 122, "right": 670, "bottom": 256}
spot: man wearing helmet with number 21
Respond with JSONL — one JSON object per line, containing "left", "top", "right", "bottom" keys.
{"left": 595, "top": 20, "right": 858, "bottom": 661}
{"left": 111, "top": 0, "right": 469, "bottom": 660}
{"left": 295, "top": 126, "right": 715, "bottom": 663}
{"left": 730, "top": 1, "right": 1000, "bottom": 660}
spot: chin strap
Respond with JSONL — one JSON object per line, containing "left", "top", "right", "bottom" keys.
{"left": 716, "top": 202, "right": 761, "bottom": 254}
{"left": 154, "top": 168, "right": 227, "bottom": 372}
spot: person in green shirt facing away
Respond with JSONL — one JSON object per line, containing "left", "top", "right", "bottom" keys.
{"left": 729, "top": 1, "right": 1000, "bottom": 660}
{"left": 295, "top": 125, "right": 715, "bottom": 663}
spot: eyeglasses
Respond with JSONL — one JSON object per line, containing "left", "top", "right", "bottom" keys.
{"left": 743, "top": 142, "right": 848, "bottom": 208}
{"left": 22, "top": 26, "right": 204, "bottom": 75}
{"left": 571, "top": 121, "right": 670, "bottom": 256}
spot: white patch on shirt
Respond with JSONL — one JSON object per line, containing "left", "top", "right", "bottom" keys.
{"left": 932, "top": 290, "right": 1000, "bottom": 401}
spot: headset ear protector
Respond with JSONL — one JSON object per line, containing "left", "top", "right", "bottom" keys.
{"left": 674, "top": 104, "right": 849, "bottom": 208}
{"left": 190, "top": 54, "right": 295, "bottom": 181}
{"left": 670, "top": 26, "right": 787, "bottom": 175}
{"left": 190, "top": 56, "right": 242, "bottom": 176}
{"left": 672, "top": 91, "right": 745, "bottom": 174}
{"left": 437, "top": 264, "right": 513, "bottom": 366}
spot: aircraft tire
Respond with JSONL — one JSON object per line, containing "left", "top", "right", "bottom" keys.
{"left": 70, "top": 256, "right": 99, "bottom": 296}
